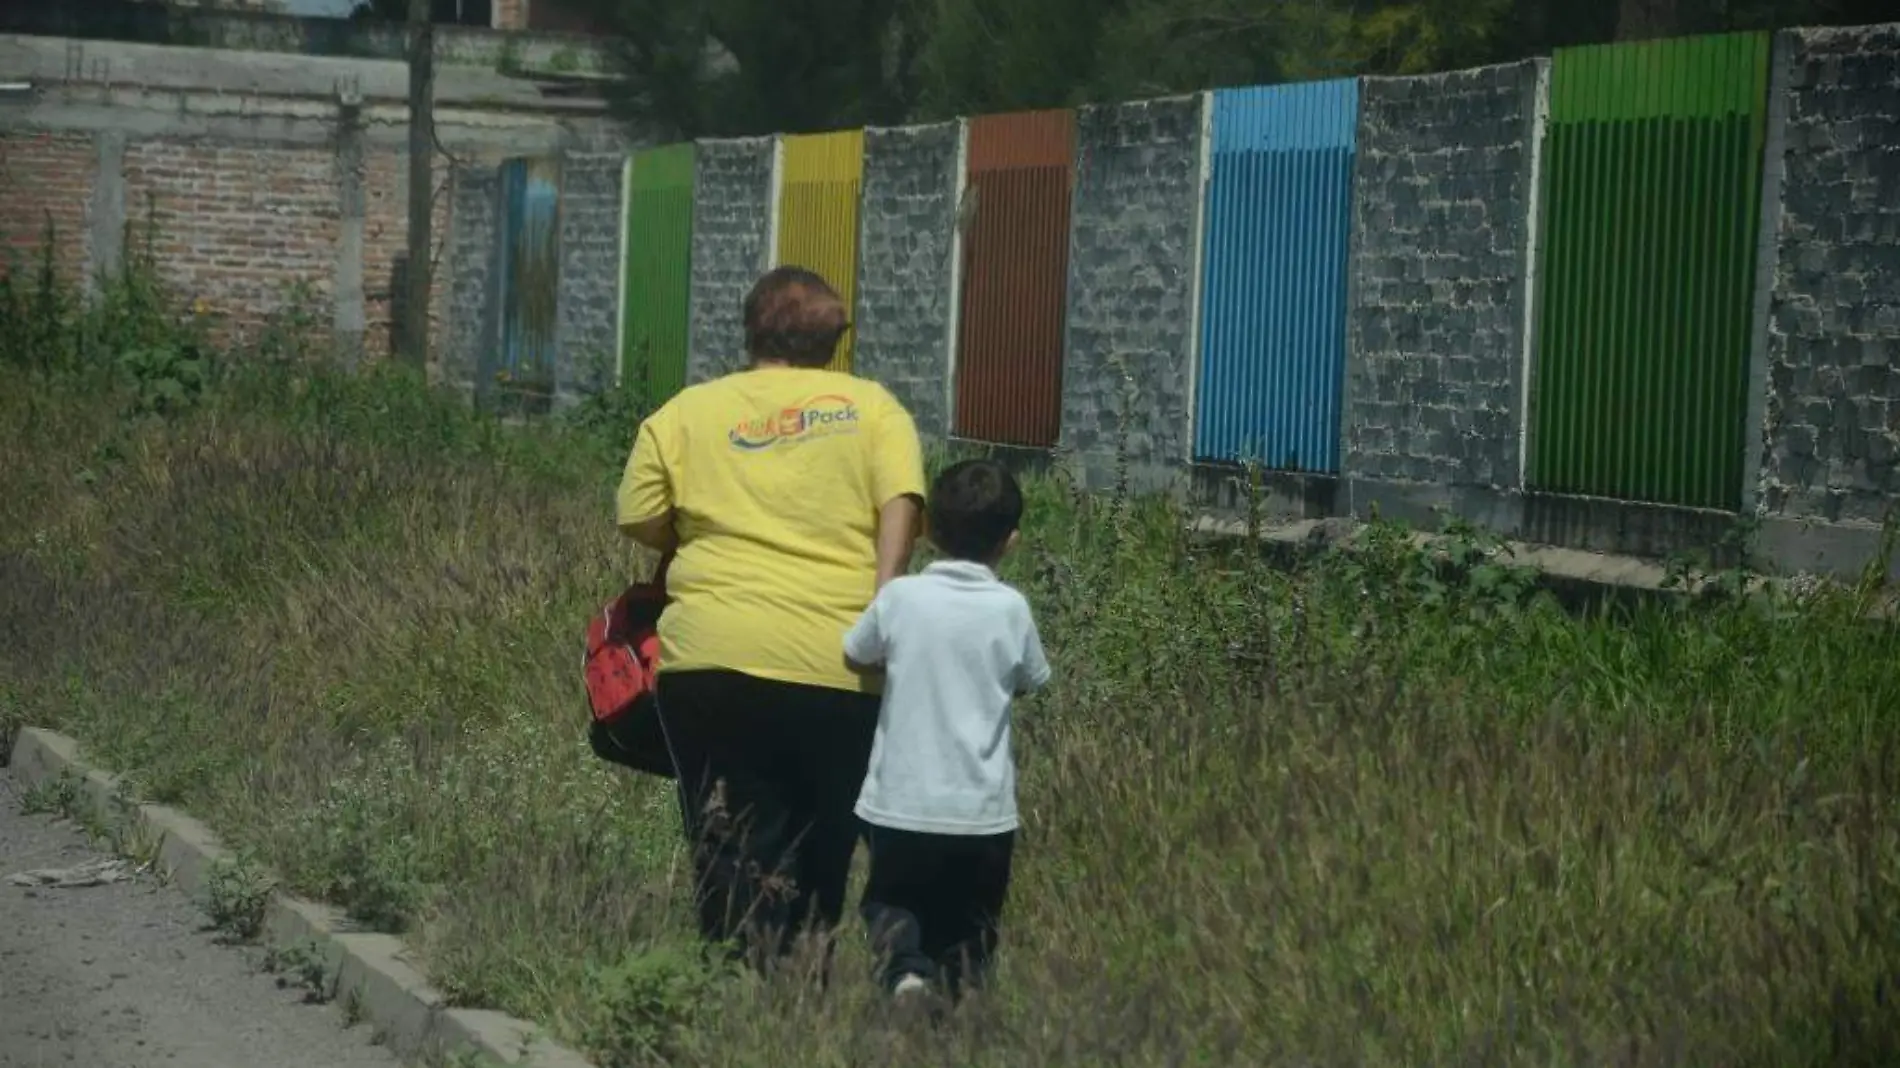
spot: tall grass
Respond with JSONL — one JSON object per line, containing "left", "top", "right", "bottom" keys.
{"left": 2, "top": 247, "right": 1897, "bottom": 1066}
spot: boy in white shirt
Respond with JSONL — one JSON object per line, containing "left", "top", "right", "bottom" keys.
{"left": 842, "top": 459, "right": 1052, "bottom": 1004}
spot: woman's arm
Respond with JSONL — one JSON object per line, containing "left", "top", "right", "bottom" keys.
{"left": 616, "top": 416, "right": 678, "bottom": 553}
{"left": 869, "top": 391, "right": 928, "bottom": 591}
{"left": 874, "top": 494, "right": 922, "bottom": 590}
{"left": 621, "top": 513, "right": 678, "bottom": 554}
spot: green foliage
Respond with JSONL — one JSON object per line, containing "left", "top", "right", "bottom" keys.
{"left": 203, "top": 854, "right": 277, "bottom": 942}
{"left": 3, "top": 237, "right": 1898, "bottom": 1067}
{"left": 578, "top": 0, "right": 1879, "bottom": 133}
{"left": 264, "top": 940, "right": 337, "bottom": 1003}
{"left": 120, "top": 339, "right": 215, "bottom": 418}
{"left": 583, "top": 946, "right": 726, "bottom": 1066}
{"left": 19, "top": 772, "right": 86, "bottom": 819}
{"left": 591, "top": 0, "right": 922, "bottom": 137}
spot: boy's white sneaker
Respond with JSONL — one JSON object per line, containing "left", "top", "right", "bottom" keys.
{"left": 893, "top": 974, "right": 930, "bottom": 999}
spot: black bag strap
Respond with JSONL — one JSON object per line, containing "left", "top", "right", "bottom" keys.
{"left": 650, "top": 545, "right": 676, "bottom": 591}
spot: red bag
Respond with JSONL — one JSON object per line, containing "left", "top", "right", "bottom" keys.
{"left": 583, "top": 550, "right": 676, "bottom": 779}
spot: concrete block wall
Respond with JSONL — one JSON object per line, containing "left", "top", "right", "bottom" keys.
{"left": 1343, "top": 60, "right": 1545, "bottom": 499}
{"left": 443, "top": 162, "right": 501, "bottom": 391}
{"left": 553, "top": 152, "right": 626, "bottom": 400}
{"left": 1059, "top": 95, "right": 1204, "bottom": 493}
{"left": 7, "top": 23, "right": 1898, "bottom": 578}
{"left": 1758, "top": 24, "right": 1900, "bottom": 540}
{"left": 685, "top": 137, "right": 775, "bottom": 385}
{"left": 852, "top": 122, "right": 963, "bottom": 437}
{"left": 1745, "top": 22, "right": 1900, "bottom": 578}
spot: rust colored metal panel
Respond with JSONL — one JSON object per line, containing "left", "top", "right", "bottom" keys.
{"left": 953, "top": 109, "right": 1076, "bottom": 448}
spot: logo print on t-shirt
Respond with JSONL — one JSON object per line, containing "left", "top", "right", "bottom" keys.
{"left": 729, "top": 394, "right": 862, "bottom": 451}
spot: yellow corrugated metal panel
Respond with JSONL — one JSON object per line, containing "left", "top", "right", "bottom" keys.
{"left": 781, "top": 129, "right": 866, "bottom": 183}
{"left": 775, "top": 130, "right": 866, "bottom": 372}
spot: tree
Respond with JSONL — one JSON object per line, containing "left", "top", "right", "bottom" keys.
{"left": 579, "top": 0, "right": 1890, "bottom": 137}
{"left": 1616, "top": 0, "right": 1681, "bottom": 40}
{"left": 911, "top": 0, "right": 1128, "bottom": 118}
{"left": 1086, "top": 0, "right": 1353, "bottom": 103}
{"left": 587, "top": 0, "right": 923, "bottom": 139}
{"left": 403, "top": 0, "right": 435, "bottom": 371}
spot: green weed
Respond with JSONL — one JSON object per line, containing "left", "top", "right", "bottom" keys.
{"left": 204, "top": 854, "right": 277, "bottom": 942}
{"left": 19, "top": 772, "right": 85, "bottom": 819}
{"left": 265, "top": 939, "right": 337, "bottom": 1002}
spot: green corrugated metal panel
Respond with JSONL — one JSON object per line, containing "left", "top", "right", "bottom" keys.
{"left": 621, "top": 143, "right": 696, "bottom": 406}
{"left": 1529, "top": 32, "right": 1771, "bottom": 512}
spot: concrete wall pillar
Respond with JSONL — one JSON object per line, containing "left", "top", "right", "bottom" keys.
{"left": 85, "top": 130, "right": 125, "bottom": 293}
{"left": 334, "top": 103, "right": 367, "bottom": 369}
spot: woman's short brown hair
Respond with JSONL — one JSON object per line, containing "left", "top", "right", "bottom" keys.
{"left": 743, "top": 266, "right": 850, "bottom": 368}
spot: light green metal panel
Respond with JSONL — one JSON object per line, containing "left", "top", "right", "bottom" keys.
{"left": 621, "top": 143, "right": 696, "bottom": 407}
{"left": 1529, "top": 31, "right": 1771, "bottom": 511}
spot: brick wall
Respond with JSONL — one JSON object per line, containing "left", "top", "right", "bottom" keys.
{"left": 853, "top": 122, "right": 961, "bottom": 437}
{"left": 493, "top": 0, "right": 525, "bottom": 30}
{"left": 361, "top": 149, "right": 456, "bottom": 363}
{"left": 686, "top": 137, "right": 774, "bottom": 385}
{"left": 1759, "top": 24, "right": 1900, "bottom": 526}
{"left": 553, "top": 153, "right": 624, "bottom": 399}
{"left": 1343, "top": 61, "right": 1544, "bottom": 492}
{"left": 123, "top": 140, "right": 339, "bottom": 340}
{"left": 0, "top": 131, "right": 97, "bottom": 287}
{"left": 1060, "top": 96, "right": 1203, "bottom": 493}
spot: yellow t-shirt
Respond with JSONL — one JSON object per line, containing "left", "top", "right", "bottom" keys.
{"left": 616, "top": 367, "right": 927, "bottom": 694}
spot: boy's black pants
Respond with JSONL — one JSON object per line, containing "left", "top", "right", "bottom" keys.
{"left": 859, "top": 823, "right": 1016, "bottom": 999}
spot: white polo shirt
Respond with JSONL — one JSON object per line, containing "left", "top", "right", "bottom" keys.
{"left": 842, "top": 560, "right": 1052, "bottom": 836}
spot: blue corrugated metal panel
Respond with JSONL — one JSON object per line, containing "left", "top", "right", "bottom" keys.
{"left": 496, "top": 157, "right": 562, "bottom": 395}
{"left": 1194, "top": 78, "right": 1359, "bottom": 471}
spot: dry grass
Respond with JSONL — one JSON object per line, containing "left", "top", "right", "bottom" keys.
{"left": 2, "top": 266, "right": 1898, "bottom": 1067}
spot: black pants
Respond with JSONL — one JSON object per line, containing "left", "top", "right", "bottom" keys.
{"left": 654, "top": 669, "right": 880, "bottom": 970}
{"left": 859, "top": 824, "right": 1016, "bottom": 999}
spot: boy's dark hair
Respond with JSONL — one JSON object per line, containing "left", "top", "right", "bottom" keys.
{"left": 928, "top": 460, "right": 1024, "bottom": 562}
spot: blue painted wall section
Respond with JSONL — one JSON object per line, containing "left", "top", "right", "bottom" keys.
{"left": 1193, "top": 78, "right": 1359, "bottom": 473}
{"left": 494, "top": 157, "right": 563, "bottom": 401}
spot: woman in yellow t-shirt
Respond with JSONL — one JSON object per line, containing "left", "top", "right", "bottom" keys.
{"left": 616, "top": 266, "right": 927, "bottom": 969}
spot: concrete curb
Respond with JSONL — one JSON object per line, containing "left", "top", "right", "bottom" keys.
{"left": 6, "top": 727, "right": 597, "bottom": 1068}
{"left": 1187, "top": 515, "right": 1673, "bottom": 587}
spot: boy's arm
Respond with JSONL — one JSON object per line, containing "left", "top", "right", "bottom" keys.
{"left": 874, "top": 496, "right": 921, "bottom": 591}
{"left": 842, "top": 595, "right": 888, "bottom": 673}
{"left": 1015, "top": 608, "right": 1052, "bottom": 696}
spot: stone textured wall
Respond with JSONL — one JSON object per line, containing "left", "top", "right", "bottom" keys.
{"left": 553, "top": 152, "right": 624, "bottom": 399}
{"left": 1343, "top": 60, "right": 1544, "bottom": 491}
{"left": 853, "top": 122, "right": 961, "bottom": 436}
{"left": 1058, "top": 96, "right": 1203, "bottom": 491}
{"left": 687, "top": 137, "right": 774, "bottom": 385}
{"left": 1759, "top": 23, "right": 1900, "bottom": 526}
{"left": 443, "top": 162, "right": 499, "bottom": 391}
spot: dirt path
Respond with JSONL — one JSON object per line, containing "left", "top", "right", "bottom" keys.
{"left": 0, "top": 770, "right": 405, "bottom": 1068}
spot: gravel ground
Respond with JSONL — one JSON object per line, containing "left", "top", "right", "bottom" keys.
{"left": 0, "top": 769, "right": 405, "bottom": 1068}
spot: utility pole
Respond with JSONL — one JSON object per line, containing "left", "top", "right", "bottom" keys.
{"left": 403, "top": 0, "right": 435, "bottom": 371}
